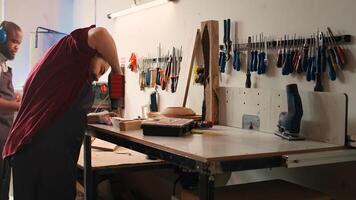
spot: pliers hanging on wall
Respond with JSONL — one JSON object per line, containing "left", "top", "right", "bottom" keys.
{"left": 220, "top": 19, "right": 232, "bottom": 73}
{"left": 314, "top": 31, "right": 325, "bottom": 92}
{"left": 224, "top": 19, "right": 232, "bottom": 61}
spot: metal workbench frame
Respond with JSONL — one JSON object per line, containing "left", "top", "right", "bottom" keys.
{"left": 83, "top": 127, "right": 285, "bottom": 200}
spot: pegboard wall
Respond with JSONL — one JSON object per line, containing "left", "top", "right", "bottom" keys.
{"left": 219, "top": 87, "right": 347, "bottom": 145}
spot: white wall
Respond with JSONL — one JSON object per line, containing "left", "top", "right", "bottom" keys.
{"left": 4, "top": 0, "right": 73, "bottom": 88}
{"left": 72, "top": 0, "right": 356, "bottom": 199}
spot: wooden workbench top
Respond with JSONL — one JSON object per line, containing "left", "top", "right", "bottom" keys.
{"left": 88, "top": 124, "right": 344, "bottom": 163}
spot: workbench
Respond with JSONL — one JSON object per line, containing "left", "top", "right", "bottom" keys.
{"left": 77, "top": 144, "right": 170, "bottom": 198}
{"left": 83, "top": 124, "right": 353, "bottom": 200}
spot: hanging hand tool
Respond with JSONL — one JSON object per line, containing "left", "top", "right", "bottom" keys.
{"left": 327, "top": 27, "right": 347, "bottom": 66}
{"left": 156, "top": 44, "right": 162, "bottom": 86}
{"left": 150, "top": 62, "right": 156, "bottom": 88}
{"left": 232, "top": 22, "right": 241, "bottom": 71}
{"left": 145, "top": 64, "right": 151, "bottom": 86}
{"left": 171, "top": 46, "right": 182, "bottom": 93}
{"left": 250, "top": 35, "right": 258, "bottom": 72}
{"left": 327, "top": 31, "right": 343, "bottom": 70}
{"left": 245, "top": 36, "right": 252, "bottom": 88}
{"left": 155, "top": 67, "right": 161, "bottom": 86}
{"left": 252, "top": 35, "right": 259, "bottom": 72}
{"left": 276, "top": 38, "right": 283, "bottom": 68}
{"left": 219, "top": 51, "right": 226, "bottom": 73}
{"left": 314, "top": 31, "right": 324, "bottom": 92}
{"left": 163, "top": 52, "right": 172, "bottom": 90}
{"left": 301, "top": 38, "right": 309, "bottom": 72}
{"left": 176, "top": 46, "right": 182, "bottom": 90}
{"left": 249, "top": 36, "right": 255, "bottom": 72}
{"left": 129, "top": 53, "right": 138, "bottom": 72}
{"left": 170, "top": 47, "right": 176, "bottom": 92}
{"left": 282, "top": 35, "right": 292, "bottom": 75}
{"left": 306, "top": 36, "right": 314, "bottom": 81}
{"left": 219, "top": 19, "right": 229, "bottom": 73}
{"left": 326, "top": 32, "right": 341, "bottom": 71}
{"left": 292, "top": 36, "right": 299, "bottom": 70}
{"left": 263, "top": 36, "right": 268, "bottom": 73}
{"left": 289, "top": 34, "right": 296, "bottom": 73}
{"left": 293, "top": 36, "right": 302, "bottom": 73}
{"left": 223, "top": 19, "right": 232, "bottom": 61}
{"left": 233, "top": 44, "right": 241, "bottom": 71}
{"left": 295, "top": 37, "right": 304, "bottom": 73}
{"left": 325, "top": 34, "right": 337, "bottom": 81}
{"left": 318, "top": 33, "right": 327, "bottom": 73}
{"left": 139, "top": 60, "right": 146, "bottom": 90}
{"left": 282, "top": 35, "right": 287, "bottom": 68}
{"left": 257, "top": 33, "right": 266, "bottom": 75}
{"left": 325, "top": 49, "right": 337, "bottom": 81}
{"left": 310, "top": 35, "right": 317, "bottom": 81}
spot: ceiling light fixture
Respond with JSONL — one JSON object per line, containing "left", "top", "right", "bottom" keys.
{"left": 107, "top": 0, "right": 175, "bottom": 19}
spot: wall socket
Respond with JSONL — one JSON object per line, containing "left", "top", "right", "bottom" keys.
{"left": 242, "top": 114, "right": 260, "bottom": 131}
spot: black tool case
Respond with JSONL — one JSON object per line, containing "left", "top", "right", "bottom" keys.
{"left": 141, "top": 118, "right": 194, "bottom": 136}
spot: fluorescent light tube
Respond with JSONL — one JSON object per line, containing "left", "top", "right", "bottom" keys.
{"left": 107, "top": 0, "right": 174, "bottom": 19}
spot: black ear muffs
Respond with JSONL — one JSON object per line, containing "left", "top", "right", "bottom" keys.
{"left": 0, "top": 25, "right": 7, "bottom": 44}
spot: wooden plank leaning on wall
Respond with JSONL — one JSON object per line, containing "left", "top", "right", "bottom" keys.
{"left": 201, "top": 20, "right": 219, "bottom": 124}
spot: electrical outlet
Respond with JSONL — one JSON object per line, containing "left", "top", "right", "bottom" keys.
{"left": 242, "top": 114, "right": 260, "bottom": 130}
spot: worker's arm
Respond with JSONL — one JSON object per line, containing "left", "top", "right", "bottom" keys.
{"left": 87, "top": 27, "right": 123, "bottom": 75}
{"left": 0, "top": 97, "right": 20, "bottom": 112}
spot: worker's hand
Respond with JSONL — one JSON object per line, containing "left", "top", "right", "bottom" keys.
{"left": 10, "top": 100, "right": 20, "bottom": 111}
{"left": 98, "top": 112, "right": 118, "bottom": 125}
{"left": 15, "top": 92, "right": 22, "bottom": 102}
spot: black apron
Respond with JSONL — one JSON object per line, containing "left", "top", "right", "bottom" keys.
{"left": 0, "top": 68, "right": 15, "bottom": 196}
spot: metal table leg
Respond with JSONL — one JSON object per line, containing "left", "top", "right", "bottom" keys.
{"left": 84, "top": 134, "right": 94, "bottom": 200}
{"left": 198, "top": 173, "right": 214, "bottom": 200}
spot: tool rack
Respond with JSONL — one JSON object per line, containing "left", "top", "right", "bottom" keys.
{"left": 220, "top": 34, "right": 351, "bottom": 51}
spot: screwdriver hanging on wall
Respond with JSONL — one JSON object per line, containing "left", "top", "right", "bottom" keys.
{"left": 263, "top": 36, "right": 268, "bottom": 72}
{"left": 306, "top": 35, "right": 314, "bottom": 81}
{"left": 324, "top": 34, "right": 337, "bottom": 81}
{"left": 233, "top": 44, "right": 241, "bottom": 71}
{"left": 282, "top": 35, "right": 293, "bottom": 75}
{"left": 249, "top": 36, "right": 255, "bottom": 72}
{"left": 325, "top": 34, "right": 338, "bottom": 81}
{"left": 294, "top": 37, "right": 303, "bottom": 73}
{"left": 326, "top": 31, "right": 343, "bottom": 70}
{"left": 314, "top": 31, "right": 324, "bottom": 92}
{"left": 311, "top": 35, "right": 317, "bottom": 81}
{"left": 276, "top": 38, "right": 283, "bottom": 68}
{"left": 245, "top": 36, "right": 252, "bottom": 88}
{"left": 327, "top": 27, "right": 347, "bottom": 66}
{"left": 257, "top": 33, "right": 266, "bottom": 75}
{"left": 301, "top": 38, "right": 309, "bottom": 72}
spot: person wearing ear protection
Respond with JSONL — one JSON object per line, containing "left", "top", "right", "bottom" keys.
{"left": 0, "top": 20, "right": 22, "bottom": 193}
{"left": 1, "top": 25, "right": 123, "bottom": 200}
